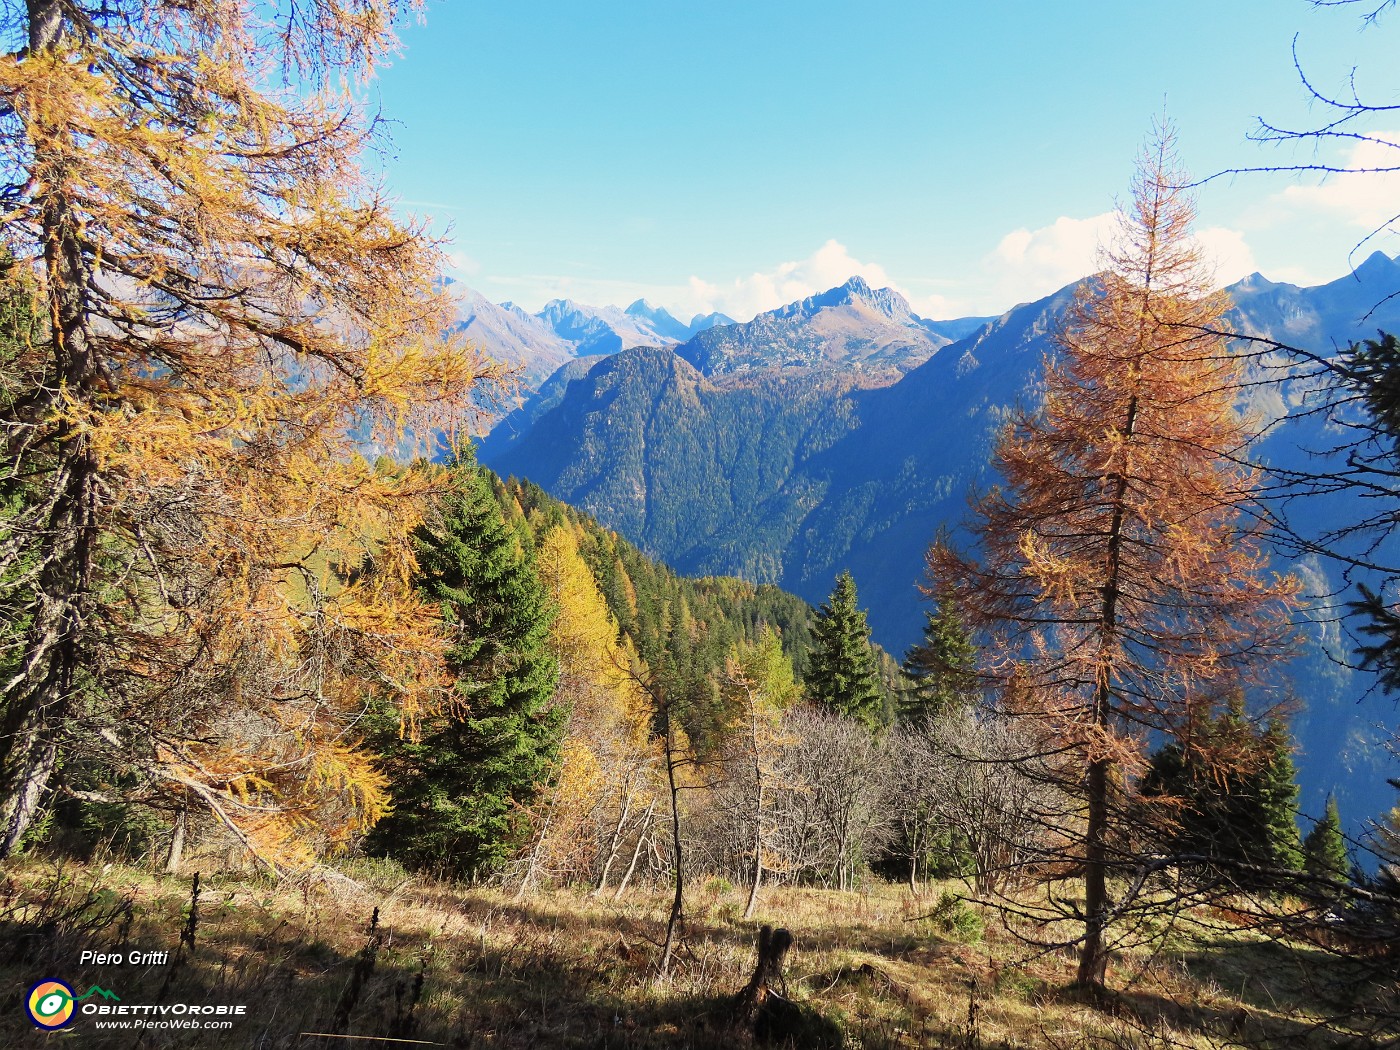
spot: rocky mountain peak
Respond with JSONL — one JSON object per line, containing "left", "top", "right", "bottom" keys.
{"left": 769, "top": 276, "right": 916, "bottom": 325}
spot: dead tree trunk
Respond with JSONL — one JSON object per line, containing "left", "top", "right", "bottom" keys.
{"left": 165, "top": 802, "right": 188, "bottom": 874}
{"left": 657, "top": 702, "right": 685, "bottom": 978}
{"left": 613, "top": 798, "right": 655, "bottom": 901}
{"left": 594, "top": 785, "right": 634, "bottom": 894}
{"left": 513, "top": 807, "right": 552, "bottom": 903}
{"left": 735, "top": 925, "right": 801, "bottom": 1042}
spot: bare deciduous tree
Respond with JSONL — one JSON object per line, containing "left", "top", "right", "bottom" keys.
{"left": 769, "top": 707, "right": 894, "bottom": 890}
{"left": 895, "top": 713, "right": 1065, "bottom": 897}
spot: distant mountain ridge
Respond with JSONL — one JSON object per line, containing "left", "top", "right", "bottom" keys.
{"left": 535, "top": 298, "right": 669, "bottom": 356}
{"left": 624, "top": 299, "right": 694, "bottom": 342}
{"left": 451, "top": 286, "right": 738, "bottom": 389}
{"left": 485, "top": 254, "right": 1400, "bottom": 650}
{"left": 675, "top": 276, "right": 955, "bottom": 380}
{"left": 451, "top": 277, "right": 979, "bottom": 398}
{"left": 447, "top": 286, "right": 576, "bottom": 388}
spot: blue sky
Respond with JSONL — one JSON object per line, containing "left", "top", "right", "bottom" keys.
{"left": 368, "top": 1, "right": 1396, "bottom": 321}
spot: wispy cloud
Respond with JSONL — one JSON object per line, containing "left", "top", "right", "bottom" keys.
{"left": 981, "top": 211, "right": 1256, "bottom": 310}
{"left": 1272, "top": 132, "right": 1400, "bottom": 233}
{"left": 684, "top": 240, "right": 907, "bottom": 321}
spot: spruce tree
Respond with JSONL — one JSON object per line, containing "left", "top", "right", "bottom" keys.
{"left": 1257, "top": 720, "right": 1306, "bottom": 872}
{"left": 1141, "top": 698, "right": 1303, "bottom": 883}
{"left": 901, "top": 590, "right": 976, "bottom": 723}
{"left": 808, "top": 571, "right": 885, "bottom": 730}
{"left": 367, "top": 452, "right": 562, "bottom": 878}
{"left": 1303, "top": 795, "right": 1349, "bottom": 886}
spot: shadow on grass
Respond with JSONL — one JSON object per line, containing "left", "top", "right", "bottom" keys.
{"left": 0, "top": 870, "right": 857, "bottom": 1050}
{"left": 1163, "top": 934, "right": 1399, "bottom": 1048}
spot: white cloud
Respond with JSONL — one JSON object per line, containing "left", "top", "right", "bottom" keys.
{"left": 474, "top": 244, "right": 964, "bottom": 324}
{"left": 986, "top": 212, "right": 1117, "bottom": 307}
{"left": 464, "top": 218, "right": 1261, "bottom": 331}
{"left": 685, "top": 239, "right": 906, "bottom": 321}
{"left": 979, "top": 212, "right": 1257, "bottom": 311}
{"left": 1273, "top": 132, "right": 1400, "bottom": 231}
{"left": 466, "top": 241, "right": 910, "bottom": 323}
{"left": 1192, "top": 225, "right": 1257, "bottom": 286}
{"left": 908, "top": 291, "right": 960, "bottom": 320}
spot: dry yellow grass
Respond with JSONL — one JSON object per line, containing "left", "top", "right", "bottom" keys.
{"left": 0, "top": 855, "right": 1388, "bottom": 1048}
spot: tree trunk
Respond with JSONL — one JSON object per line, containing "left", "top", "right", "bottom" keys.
{"left": 513, "top": 808, "right": 552, "bottom": 903}
{"left": 614, "top": 799, "right": 655, "bottom": 901}
{"left": 734, "top": 925, "right": 793, "bottom": 1021}
{"left": 0, "top": 0, "right": 105, "bottom": 858}
{"left": 1076, "top": 755, "right": 1110, "bottom": 991}
{"left": 658, "top": 708, "right": 685, "bottom": 978}
{"left": 28, "top": 0, "right": 64, "bottom": 51}
{"left": 743, "top": 690, "right": 766, "bottom": 921}
{"left": 0, "top": 730, "right": 58, "bottom": 855}
{"left": 165, "top": 804, "right": 188, "bottom": 874}
{"left": 1074, "top": 387, "right": 1138, "bottom": 994}
{"left": 594, "top": 788, "right": 633, "bottom": 894}
{"left": 0, "top": 442, "right": 97, "bottom": 857}
{"left": 744, "top": 781, "right": 765, "bottom": 920}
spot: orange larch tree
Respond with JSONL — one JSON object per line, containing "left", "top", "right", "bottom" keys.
{"left": 929, "top": 124, "right": 1297, "bottom": 993}
{"left": 0, "top": 0, "right": 501, "bottom": 868}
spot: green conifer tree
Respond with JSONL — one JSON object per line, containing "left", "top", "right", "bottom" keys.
{"left": 366, "top": 451, "right": 562, "bottom": 878}
{"left": 808, "top": 570, "right": 885, "bottom": 730}
{"left": 1257, "top": 720, "right": 1306, "bottom": 872}
{"left": 900, "top": 591, "right": 977, "bottom": 723}
{"left": 1302, "top": 795, "right": 1350, "bottom": 887}
{"left": 1374, "top": 780, "right": 1400, "bottom": 868}
{"left": 1142, "top": 697, "right": 1303, "bottom": 883}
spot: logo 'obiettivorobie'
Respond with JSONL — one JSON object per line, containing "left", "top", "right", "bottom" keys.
{"left": 26, "top": 979, "right": 76, "bottom": 1030}
{"left": 25, "top": 980, "right": 121, "bottom": 1029}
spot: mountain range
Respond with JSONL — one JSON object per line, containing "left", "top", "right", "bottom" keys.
{"left": 447, "top": 282, "right": 735, "bottom": 389}
{"left": 476, "top": 253, "right": 1400, "bottom": 829}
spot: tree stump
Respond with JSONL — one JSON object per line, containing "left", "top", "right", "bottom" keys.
{"left": 735, "top": 925, "right": 802, "bottom": 1043}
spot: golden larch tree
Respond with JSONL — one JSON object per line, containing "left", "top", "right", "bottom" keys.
{"left": 0, "top": 0, "right": 500, "bottom": 868}
{"left": 521, "top": 523, "right": 657, "bottom": 891}
{"left": 716, "top": 627, "right": 798, "bottom": 919}
{"left": 929, "top": 124, "right": 1297, "bottom": 992}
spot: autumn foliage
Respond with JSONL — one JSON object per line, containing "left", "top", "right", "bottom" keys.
{"left": 928, "top": 125, "right": 1298, "bottom": 990}
{"left": 0, "top": 0, "right": 503, "bottom": 869}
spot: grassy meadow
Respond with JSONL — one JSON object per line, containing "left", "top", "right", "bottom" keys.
{"left": 0, "top": 852, "right": 1388, "bottom": 1049}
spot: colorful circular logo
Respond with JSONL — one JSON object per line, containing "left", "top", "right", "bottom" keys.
{"left": 26, "top": 979, "right": 76, "bottom": 1029}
